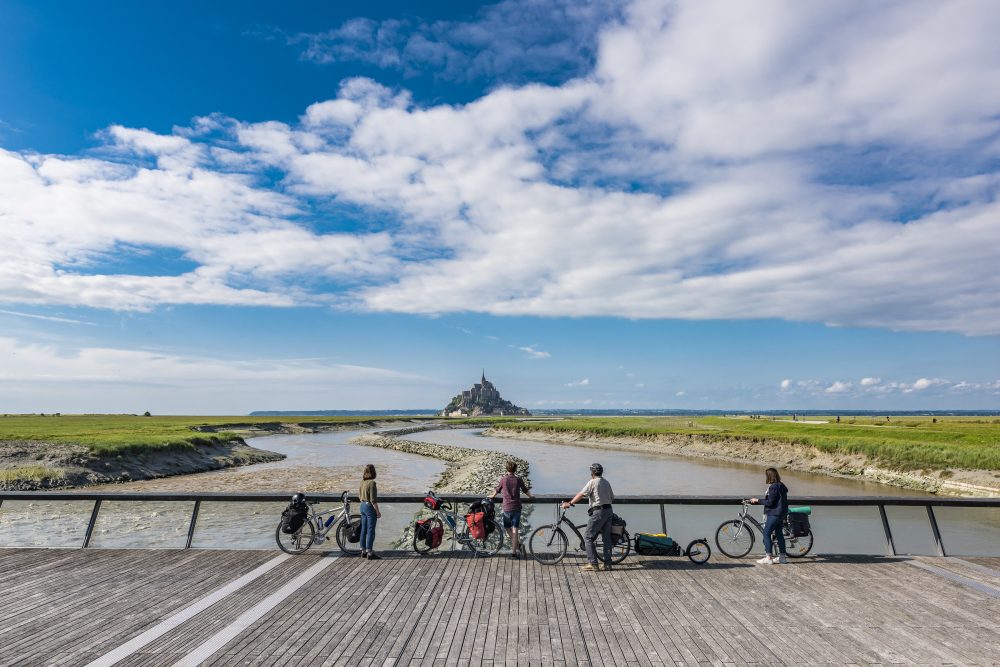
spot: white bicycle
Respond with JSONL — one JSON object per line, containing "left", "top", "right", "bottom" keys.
{"left": 276, "top": 491, "right": 362, "bottom": 555}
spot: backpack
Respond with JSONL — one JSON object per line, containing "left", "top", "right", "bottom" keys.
{"left": 634, "top": 532, "right": 680, "bottom": 556}
{"left": 610, "top": 513, "right": 627, "bottom": 542}
{"left": 280, "top": 503, "right": 308, "bottom": 534}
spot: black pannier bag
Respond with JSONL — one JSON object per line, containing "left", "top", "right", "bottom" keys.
{"left": 415, "top": 518, "right": 432, "bottom": 546}
{"left": 786, "top": 512, "right": 811, "bottom": 537}
{"left": 348, "top": 520, "right": 362, "bottom": 543}
{"left": 280, "top": 503, "right": 308, "bottom": 534}
{"left": 610, "top": 513, "right": 627, "bottom": 543}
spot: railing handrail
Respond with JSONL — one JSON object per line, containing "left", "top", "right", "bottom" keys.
{"left": 1, "top": 491, "right": 998, "bottom": 507}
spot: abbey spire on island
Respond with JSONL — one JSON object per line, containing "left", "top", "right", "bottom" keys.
{"left": 439, "top": 371, "right": 531, "bottom": 417}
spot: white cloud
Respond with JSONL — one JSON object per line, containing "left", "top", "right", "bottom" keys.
{"left": 0, "top": 336, "right": 428, "bottom": 413}
{"left": 510, "top": 344, "right": 551, "bottom": 359}
{"left": 779, "top": 379, "right": 791, "bottom": 390}
{"left": 0, "top": 309, "right": 95, "bottom": 326}
{"left": 825, "top": 381, "right": 852, "bottom": 394}
{"left": 905, "top": 377, "right": 949, "bottom": 392}
{"left": 860, "top": 377, "right": 881, "bottom": 386}
{"left": 1, "top": 1, "right": 999, "bottom": 335}
{"left": 675, "top": 390, "right": 685, "bottom": 396}
{"left": 565, "top": 378, "right": 590, "bottom": 386}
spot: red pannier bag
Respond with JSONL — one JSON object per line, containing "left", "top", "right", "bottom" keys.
{"left": 429, "top": 522, "right": 444, "bottom": 548}
{"left": 466, "top": 511, "right": 486, "bottom": 540}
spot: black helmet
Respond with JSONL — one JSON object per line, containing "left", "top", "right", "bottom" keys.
{"left": 590, "top": 463, "right": 603, "bottom": 476}
{"left": 291, "top": 492, "right": 306, "bottom": 505}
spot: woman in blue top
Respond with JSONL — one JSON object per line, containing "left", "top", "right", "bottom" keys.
{"left": 750, "top": 467, "right": 788, "bottom": 564}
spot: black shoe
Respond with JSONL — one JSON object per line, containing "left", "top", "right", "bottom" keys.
{"left": 367, "top": 553, "right": 381, "bottom": 561}
{"left": 509, "top": 553, "right": 518, "bottom": 560}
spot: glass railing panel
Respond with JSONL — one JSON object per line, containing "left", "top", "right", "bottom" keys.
{"left": 88, "top": 500, "right": 194, "bottom": 549}
{"left": 884, "top": 505, "right": 937, "bottom": 555}
{"left": 934, "top": 506, "right": 1000, "bottom": 556}
{"left": 805, "top": 506, "right": 885, "bottom": 555}
{"left": 190, "top": 501, "right": 286, "bottom": 549}
{"left": 0, "top": 500, "right": 94, "bottom": 548}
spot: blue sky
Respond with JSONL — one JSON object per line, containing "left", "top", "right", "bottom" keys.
{"left": 1, "top": 0, "right": 999, "bottom": 413}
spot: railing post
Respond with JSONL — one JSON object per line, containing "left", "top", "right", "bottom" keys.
{"left": 82, "top": 499, "right": 102, "bottom": 548}
{"left": 878, "top": 505, "right": 896, "bottom": 556}
{"left": 659, "top": 503, "right": 667, "bottom": 534}
{"left": 185, "top": 500, "right": 201, "bottom": 549}
{"left": 926, "top": 505, "right": 946, "bottom": 557}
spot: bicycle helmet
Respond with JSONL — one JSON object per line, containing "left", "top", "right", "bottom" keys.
{"left": 590, "top": 462, "right": 603, "bottom": 476}
{"left": 291, "top": 492, "right": 307, "bottom": 505}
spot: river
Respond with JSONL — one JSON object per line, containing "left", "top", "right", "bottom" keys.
{"left": 1, "top": 427, "right": 996, "bottom": 556}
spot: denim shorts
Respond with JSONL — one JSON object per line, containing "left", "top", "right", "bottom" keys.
{"left": 502, "top": 509, "right": 521, "bottom": 529}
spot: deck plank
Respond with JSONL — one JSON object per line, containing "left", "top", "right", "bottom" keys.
{"left": 0, "top": 549, "right": 998, "bottom": 667}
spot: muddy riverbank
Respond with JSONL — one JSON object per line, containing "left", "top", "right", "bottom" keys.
{"left": 0, "top": 437, "right": 284, "bottom": 491}
{"left": 485, "top": 427, "right": 1000, "bottom": 497}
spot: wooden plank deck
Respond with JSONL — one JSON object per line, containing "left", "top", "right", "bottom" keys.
{"left": 0, "top": 549, "right": 997, "bottom": 666}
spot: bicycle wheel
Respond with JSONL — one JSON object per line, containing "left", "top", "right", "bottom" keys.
{"left": 470, "top": 520, "right": 504, "bottom": 557}
{"left": 686, "top": 539, "right": 711, "bottom": 564}
{"left": 275, "top": 520, "right": 314, "bottom": 555}
{"left": 334, "top": 514, "right": 363, "bottom": 554}
{"left": 784, "top": 529, "right": 813, "bottom": 558}
{"left": 594, "top": 530, "right": 631, "bottom": 564}
{"left": 715, "top": 519, "right": 754, "bottom": 558}
{"left": 528, "top": 525, "right": 568, "bottom": 564}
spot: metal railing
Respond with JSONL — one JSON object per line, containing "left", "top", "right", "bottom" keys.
{"left": 1, "top": 492, "right": 997, "bottom": 556}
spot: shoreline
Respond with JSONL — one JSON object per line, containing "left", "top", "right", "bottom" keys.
{"left": 0, "top": 437, "right": 285, "bottom": 491}
{"left": 484, "top": 427, "right": 1000, "bottom": 498}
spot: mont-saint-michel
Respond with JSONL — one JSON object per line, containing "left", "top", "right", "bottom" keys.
{"left": 439, "top": 372, "right": 531, "bottom": 417}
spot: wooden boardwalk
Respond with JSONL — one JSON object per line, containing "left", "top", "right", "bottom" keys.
{"left": 0, "top": 548, "right": 997, "bottom": 666}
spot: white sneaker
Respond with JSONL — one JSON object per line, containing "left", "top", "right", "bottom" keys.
{"left": 776, "top": 554, "right": 788, "bottom": 564}
{"left": 756, "top": 555, "right": 775, "bottom": 565}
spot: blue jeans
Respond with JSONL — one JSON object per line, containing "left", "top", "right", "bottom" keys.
{"left": 763, "top": 514, "right": 786, "bottom": 555}
{"left": 360, "top": 501, "right": 377, "bottom": 552}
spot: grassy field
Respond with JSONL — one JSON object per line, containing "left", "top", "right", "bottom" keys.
{"left": 496, "top": 416, "right": 1000, "bottom": 471}
{"left": 0, "top": 414, "right": 435, "bottom": 456}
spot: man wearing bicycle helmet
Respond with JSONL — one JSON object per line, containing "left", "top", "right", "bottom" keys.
{"left": 561, "top": 463, "right": 615, "bottom": 571}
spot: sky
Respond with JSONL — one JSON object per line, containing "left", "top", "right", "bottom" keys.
{"left": 1, "top": 0, "right": 999, "bottom": 414}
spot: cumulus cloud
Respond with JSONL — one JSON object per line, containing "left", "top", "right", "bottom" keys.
{"left": 675, "top": 390, "right": 685, "bottom": 396}
{"left": 2, "top": 1, "right": 999, "bottom": 335}
{"left": 825, "top": 381, "right": 852, "bottom": 394}
{"left": 291, "top": 0, "right": 620, "bottom": 84}
{"left": 780, "top": 379, "right": 791, "bottom": 391}
{"left": 565, "top": 378, "right": 590, "bottom": 386}
{"left": 860, "top": 377, "right": 881, "bottom": 386}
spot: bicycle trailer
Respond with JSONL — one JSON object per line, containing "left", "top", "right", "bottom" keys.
{"left": 634, "top": 532, "right": 681, "bottom": 556}
{"left": 786, "top": 506, "right": 811, "bottom": 537}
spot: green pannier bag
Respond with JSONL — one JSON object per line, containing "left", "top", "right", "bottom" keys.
{"left": 634, "top": 532, "right": 681, "bottom": 556}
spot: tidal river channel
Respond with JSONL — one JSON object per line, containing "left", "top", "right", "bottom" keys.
{"left": 1, "top": 427, "right": 997, "bottom": 555}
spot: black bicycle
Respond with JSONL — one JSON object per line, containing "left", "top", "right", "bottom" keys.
{"left": 714, "top": 500, "right": 813, "bottom": 559}
{"left": 527, "top": 506, "right": 630, "bottom": 565}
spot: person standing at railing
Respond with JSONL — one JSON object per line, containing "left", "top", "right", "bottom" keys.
{"left": 493, "top": 460, "right": 534, "bottom": 560}
{"left": 750, "top": 467, "right": 788, "bottom": 564}
{"left": 561, "top": 463, "right": 615, "bottom": 572}
{"left": 359, "top": 464, "right": 382, "bottom": 560}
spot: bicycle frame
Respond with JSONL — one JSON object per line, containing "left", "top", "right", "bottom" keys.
{"left": 307, "top": 491, "right": 353, "bottom": 541}
{"left": 547, "top": 508, "right": 605, "bottom": 552}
